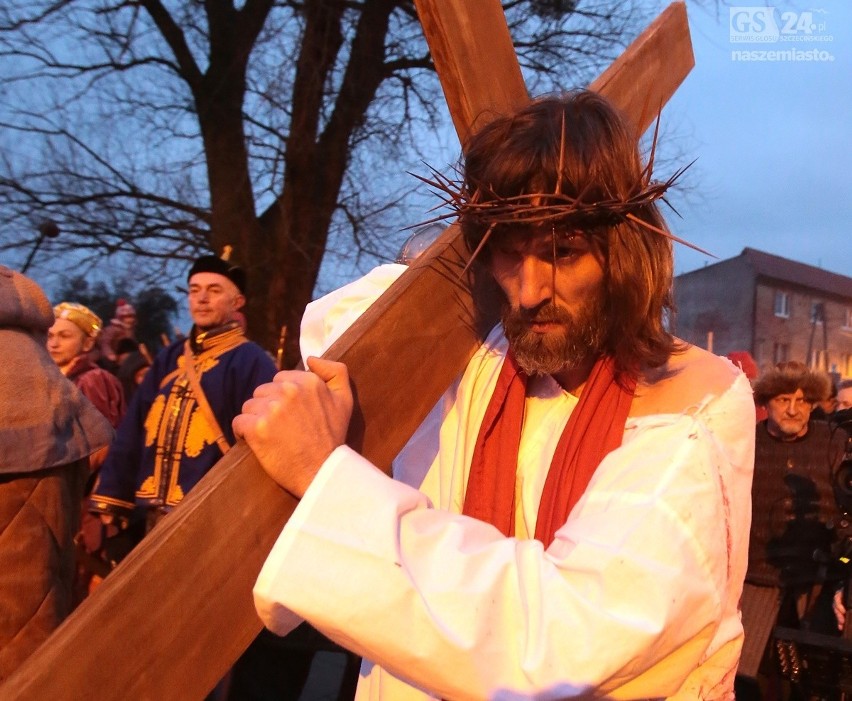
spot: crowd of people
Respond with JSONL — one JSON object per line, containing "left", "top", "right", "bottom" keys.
{"left": 1, "top": 91, "right": 851, "bottom": 700}
{"left": 0, "top": 251, "right": 322, "bottom": 696}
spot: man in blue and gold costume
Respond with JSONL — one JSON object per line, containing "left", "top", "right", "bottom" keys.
{"left": 90, "top": 252, "right": 319, "bottom": 699}
{"left": 90, "top": 251, "right": 276, "bottom": 529}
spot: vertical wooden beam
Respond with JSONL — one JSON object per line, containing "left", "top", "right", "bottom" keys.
{"left": 413, "top": 0, "right": 528, "bottom": 143}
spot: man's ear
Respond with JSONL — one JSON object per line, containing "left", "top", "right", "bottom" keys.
{"left": 83, "top": 335, "right": 96, "bottom": 353}
{"left": 233, "top": 293, "right": 246, "bottom": 312}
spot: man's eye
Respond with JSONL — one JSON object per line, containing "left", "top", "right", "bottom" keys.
{"left": 555, "top": 245, "right": 581, "bottom": 259}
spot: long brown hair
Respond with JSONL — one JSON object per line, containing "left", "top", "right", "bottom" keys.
{"left": 459, "top": 91, "right": 681, "bottom": 374}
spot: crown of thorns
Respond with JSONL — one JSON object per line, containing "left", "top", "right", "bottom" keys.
{"left": 411, "top": 116, "right": 710, "bottom": 265}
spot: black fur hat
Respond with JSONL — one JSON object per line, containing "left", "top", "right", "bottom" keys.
{"left": 187, "top": 246, "right": 246, "bottom": 294}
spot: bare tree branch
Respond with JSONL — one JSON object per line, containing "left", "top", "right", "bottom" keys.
{"left": 0, "top": 0, "right": 680, "bottom": 363}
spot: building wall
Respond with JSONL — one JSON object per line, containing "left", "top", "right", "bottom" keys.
{"left": 754, "top": 280, "right": 852, "bottom": 378}
{"left": 673, "top": 257, "right": 756, "bottom": 357}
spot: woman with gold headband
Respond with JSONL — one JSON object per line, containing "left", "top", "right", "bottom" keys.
{"left": 49, "top": 302, "right": 125, "bottom": 430}
{"left": 48, "top": 301, "right": 126, "bottom": 606}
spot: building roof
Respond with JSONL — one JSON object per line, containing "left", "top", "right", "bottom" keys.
{"left": 678, "top": 247, "right": 852, "bottom": 300}
{"left": 739, "top": 247, "right": 852, "bottom": 300}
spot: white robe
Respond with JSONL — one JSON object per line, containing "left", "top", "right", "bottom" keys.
{"left": 254, "top": 266, "right": 755, "bottom": 700}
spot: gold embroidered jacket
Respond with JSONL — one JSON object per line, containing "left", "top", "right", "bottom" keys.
{"left": 90, "top": 322, "right": 276, "bottom": 519}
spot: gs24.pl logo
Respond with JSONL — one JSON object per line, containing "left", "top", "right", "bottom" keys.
{"left": 730, "top": 7, "right": 831, "bottom": 43}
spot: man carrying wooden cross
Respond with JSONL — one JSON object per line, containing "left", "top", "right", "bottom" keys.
{"left": 234, "top": 90, "right": 755, "bottom": 699}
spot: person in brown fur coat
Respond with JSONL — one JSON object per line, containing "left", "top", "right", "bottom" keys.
{"left": 0, "top": 265, "right": 112, "bottom": 682}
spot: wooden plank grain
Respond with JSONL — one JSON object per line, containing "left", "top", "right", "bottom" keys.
{"left": 0, "top": 445, "right": 291, "bottom": 699}
{"left": 330, "top": 223, "right": 500, "bottom": 472}
{"left": 413, "top": 0, "right": 528, "bottom": 144}
{"left": 0, "top": 4, "right": 694, "bottom": 699}
{"left": 589, "top": 1, "right": 694, "bottom": 138}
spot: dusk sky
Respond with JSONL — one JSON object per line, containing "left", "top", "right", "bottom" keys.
{"left": 657, "top": 0, "right": 850, "bottom": 278}
{"left": 9, "top": 1, "right": 848, "bottom": 301}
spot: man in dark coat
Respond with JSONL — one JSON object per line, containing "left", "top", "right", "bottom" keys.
{"left": 740, "top": 361, "right": 847, "bottom": 699}
{"left": 89, "top": 253, "right": 276, "bottom": 528}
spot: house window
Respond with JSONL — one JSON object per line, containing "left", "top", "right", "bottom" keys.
{"left": 754, "top": 340, "right": 765, "bottom": 366}
{"left": 809, "top": 300, "right": 825, "bottom": 324}
{"left": 774, "top": 291, "right": 790, "bottom": 318}
{"left": 773, "top": 342, "right": 789, "bottom": 364}
{"left": 844, "top": 308, "right": 852, "bottom": 330}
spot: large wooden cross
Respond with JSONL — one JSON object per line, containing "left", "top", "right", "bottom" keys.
{"left": 0, "top": 3, "right": 693, "bottom": 698}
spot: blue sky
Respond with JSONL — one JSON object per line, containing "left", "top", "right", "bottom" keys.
{"left": 655, "top": 1, "right": 850, "bottom": 277}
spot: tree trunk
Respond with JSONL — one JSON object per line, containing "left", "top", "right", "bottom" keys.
{"left": 247, "top": 0, "right": 401, "bottom": 360}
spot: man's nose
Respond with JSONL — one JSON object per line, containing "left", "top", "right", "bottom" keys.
{"left": 516, "top": 255, "right": 553, "bottom": 310}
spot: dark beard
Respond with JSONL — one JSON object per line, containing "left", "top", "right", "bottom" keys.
{"left": 502, "top": 294, "right": 607, "bottom": 376}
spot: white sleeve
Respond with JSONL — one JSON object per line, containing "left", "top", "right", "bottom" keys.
{"left": 299, "top": 263, "right": 407, "bottom": 361}
{"left": 254, "top": 413, "right": 739, "bottom": 700}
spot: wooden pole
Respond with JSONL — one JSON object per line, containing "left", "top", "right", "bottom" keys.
{"left": 138, "top": 342, "right": 154, "bottom": 365}
{"left": 276, "top": 325, "right": 287, "bottom": 371}
{"left": 0, "top": 4, "right": 693, "bottom": 699}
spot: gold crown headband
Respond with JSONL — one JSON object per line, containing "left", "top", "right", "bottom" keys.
{"left": 54, "top": 302, "right": 102, "bottom": 337}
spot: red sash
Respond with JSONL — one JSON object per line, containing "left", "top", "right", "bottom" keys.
{"left": 462, "top": 352, "right": 636, "bottom": 547}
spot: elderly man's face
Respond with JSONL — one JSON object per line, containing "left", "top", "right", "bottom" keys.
{"left": 487, "top": 229, "right": 606, "bottom": 376}
{"left": 837, "top": 387, "right": 852, "bottom": 412}
{"left": 188, "top": 272, "right": 245, "bottom": 331}
{"left": 765, "top": 388, "right": 813, "bottom": 440}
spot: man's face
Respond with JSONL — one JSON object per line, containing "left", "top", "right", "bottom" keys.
{"left": 837, "top": 387, "right": 852, "bottom": 411}
{"left": 118, "top": 311, "right": 137, "bottom": 330}
{"left": 188, "top": 272, "right": 245, "bottom": 331}
{"left": 487, "top": 229, "right": 606, "bottom": 376}
{"left": 47, "top": 318, "right": 93, "bottom": 372}
{"left": 765, "top": 388, "right": 813, "bottom": 440}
